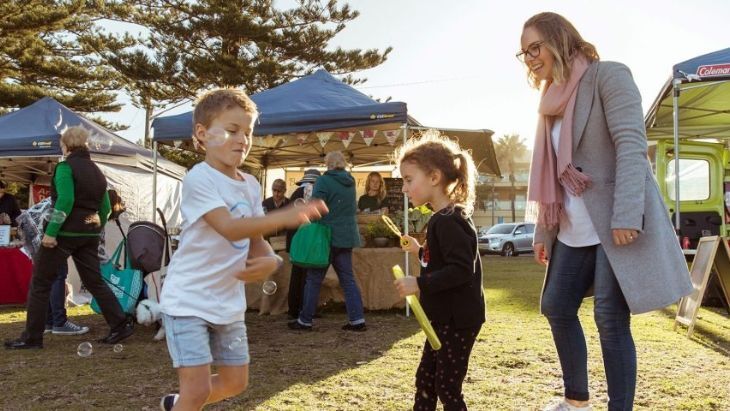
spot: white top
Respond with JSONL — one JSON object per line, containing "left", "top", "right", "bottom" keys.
{"left": 551, "top": 118, "right": 601, "bottom": 247}
{"left": 160, "top": 162, "right": 265, "bottom": 324}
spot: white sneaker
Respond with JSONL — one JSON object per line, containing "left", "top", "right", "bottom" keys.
{"left": 543, "top": 399, "right": 593, "bottom": 411}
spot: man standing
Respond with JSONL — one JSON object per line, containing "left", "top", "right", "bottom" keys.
{"left": 262, "top": 179, "right": 290, "bottom": 237}
{"left": 0, "top": 181, "right": 22, "bottom": 226}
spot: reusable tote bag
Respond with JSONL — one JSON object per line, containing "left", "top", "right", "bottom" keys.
{"left": 289, "top": 222, "right": 331, "bottom": 268}
{"left": 91, "top": 239, "right": 144, "bottom": 315}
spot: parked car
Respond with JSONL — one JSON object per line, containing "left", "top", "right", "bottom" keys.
{"left": 478, "top": 222, "right": 535, "bottom": 256}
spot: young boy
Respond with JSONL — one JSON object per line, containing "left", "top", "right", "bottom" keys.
{"left": 158, "top": 88, "right": 327, "bottom": 410}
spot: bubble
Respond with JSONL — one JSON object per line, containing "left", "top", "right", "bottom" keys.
{"left": 43, "top": 209, "right": 67, "bottom": 225}
{"left": 113, "top": 344, "right": 124, "bottom": 353}
{"left": 87, "top": 133, "right": 114, "bottom": 153}
{"left": 262, "top": 280, "right": 277, "bottom": 295}
{"left": 205, "top": 127, "right": 232, "bottom": 147}
{"left": 77, "top": 342, "right": 93, "bottom": 357}
{"left": 228, "top": 336, "right": 245, "bottom": 350}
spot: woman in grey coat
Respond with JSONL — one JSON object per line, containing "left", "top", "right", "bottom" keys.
{"left": 519, "top": 12, "right": 692, "bottom": 411}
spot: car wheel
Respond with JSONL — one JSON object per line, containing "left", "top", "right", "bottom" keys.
{"left": 501, "top": 243, "right": 515, "bottom": 257}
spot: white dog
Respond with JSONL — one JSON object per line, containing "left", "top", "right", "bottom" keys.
{"left": 135, "top": 298, "right": 166, "bottom": 341}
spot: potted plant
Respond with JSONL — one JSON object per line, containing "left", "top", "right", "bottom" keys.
{"left": 365, "top": 220, "right": 397, "bottom": 247}
{"left": 392, "top": 205, "right": 432, "bottom": 244}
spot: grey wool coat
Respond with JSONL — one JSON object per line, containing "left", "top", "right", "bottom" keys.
{"left": 534, "top": 61, "right": 693, "bottom": 315}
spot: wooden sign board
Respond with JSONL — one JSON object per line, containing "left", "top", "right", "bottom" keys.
{"left": 675, "top": 236, "right": 730, "bottom": 337}
{"left": 383, "top": 178, "right": 405, "bottom": 215}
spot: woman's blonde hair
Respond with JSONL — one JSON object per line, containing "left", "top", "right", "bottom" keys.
{"left": 395, "top": 130, "right": 477, "bottom": 216}
{"left": 523, "top": 12, "right": 599, "bottom": 88}
{"left": 325, "top": 151, "right": 348, "bottom": 170}
{"left": 365, "top": 172, "right": 387, "bottom": 202}
{"left": 60, "top": 126, "right": 90, "bottom": 152}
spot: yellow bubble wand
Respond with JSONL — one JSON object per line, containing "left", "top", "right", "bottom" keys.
{"left": 392, "top": 264, "right": 442, "bottom": 350}
{"left": 381, "top": 215, "right": 411, "bottom": 247}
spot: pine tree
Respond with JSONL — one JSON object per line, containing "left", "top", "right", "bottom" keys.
{"left": 0, "top": 0, "right": 121, "bottom": 113}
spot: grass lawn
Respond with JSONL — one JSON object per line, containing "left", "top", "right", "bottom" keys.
{"left": 1, "top": 256, "right": 729, "bottom": 410}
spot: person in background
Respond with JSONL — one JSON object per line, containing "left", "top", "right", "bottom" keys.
{"left": 285, "top": 169, "right": 321, "bottom": 319}
{"left": 262, "top": 178, "right": 290, "bottom": 238}
{"left": 357, "top": 171, "right": 388, "bottom": 213}
{"left": 4, "top": 126, "right": 134, "bottom": 350}
{"left": 0, "top": 180, "right": 22, "bottom": 226}
{"left": 289, "top": 151, "right": 366, "bottom": 332}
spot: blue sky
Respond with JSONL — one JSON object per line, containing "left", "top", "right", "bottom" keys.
{"left": 104, "top": 0, "right": 730, "bottom": 148}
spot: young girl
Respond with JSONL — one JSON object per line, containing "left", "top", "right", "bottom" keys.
{"left": 393, "top": 130, "right": 485, "bottom": 411}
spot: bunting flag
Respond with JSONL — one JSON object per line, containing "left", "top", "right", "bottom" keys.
{"left": 336, "top": 131, "right": 356, "bottom": 148}
{"left": 384, "top": 129, "right": 401, "bottom": 146}
{"left": 361, "top": 130, "right": 376, "bottom": 146}
{"left": 317, "top": 132, "right": 333, "bottom": 148}
{"left": 173, "top": 140, "right": 182, "bottom": 148}
{"left": 262, "top": 134, "right": 279, "bottom": 147}
{"left": 295, "top": 133, "right": 309, "bottom": 145}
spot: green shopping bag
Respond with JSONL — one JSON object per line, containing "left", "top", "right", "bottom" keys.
{"left": 289, "top": 222, "right": 331, "bottom": 268}
{"left": 91, "top": 239, "right": 144, "bottom": 315}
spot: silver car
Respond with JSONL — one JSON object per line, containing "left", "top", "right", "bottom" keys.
{"left": 478, "top": 222, "right": 535, "bottom": 256}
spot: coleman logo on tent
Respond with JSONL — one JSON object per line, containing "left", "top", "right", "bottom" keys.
{"left": 32, "top": 141, "right": 52, "bottom": 148}
{"left": 697, "top": 63, "right": 730, "bottom": 77}
{"left": 370, "top": 113, "right": 396, "bottom": 120}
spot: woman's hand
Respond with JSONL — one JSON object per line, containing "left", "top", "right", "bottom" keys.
{"left": 234, "top": 255, "right": 282, "bottom": 283}
{"left": 533, "top": 243, "right": 548, "bottom": 266}
{"left": 393, "top": 276, "right": 419, "bottom": 298}
{"left": 612, "top": 229, "right": 639, "bottom": 246}
{"left": 41, "top": 234, "right": 57, "bottom": 248}
{"left": 400, "top": 235, "right": 420, "bottom": 254}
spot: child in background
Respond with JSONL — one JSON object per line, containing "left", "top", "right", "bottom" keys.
{"left": 158, "top": 88, "right": 327, "bottom": 411}
{"left": 393, "top": 130, "right": 485, "bottom": 411}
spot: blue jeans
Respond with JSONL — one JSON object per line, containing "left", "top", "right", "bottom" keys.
{"left": 541, "top": 241, "right": 636, "bottom": 411}
{"left": 46, "top": 261, "right": 69, "bottom": 328}
{"left": 298, "top": 247, "right": 365, "bottom": 326}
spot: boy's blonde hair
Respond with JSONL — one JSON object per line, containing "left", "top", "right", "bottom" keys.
{"left": 395, "top": 130, "right": 477, "bottom": 216}
{"left": 60, "top": 126, "right": 90, "bottom": 152}
{"left": 325, "top": 151, "right": 348, "bottom": 170}
{"left": 193, "top": 88, "right": 258, "bottom": 129}
{"left": 523, "top": 12, "right": 599, "bottom": 89}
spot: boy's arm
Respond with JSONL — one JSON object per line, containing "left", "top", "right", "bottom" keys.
{"left": 248, "top": 236, "right": 275, "bottom": 258}
{"left": 45, "top": 163, "right": 74, "bottom": 237}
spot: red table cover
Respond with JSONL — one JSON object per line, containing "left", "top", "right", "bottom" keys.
{"left": 0, "top": 247, "right": 33, "bottom": 304}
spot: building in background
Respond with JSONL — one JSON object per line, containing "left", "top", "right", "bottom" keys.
{"left": 473, "top": 150, "right": 531, "bottom": 230}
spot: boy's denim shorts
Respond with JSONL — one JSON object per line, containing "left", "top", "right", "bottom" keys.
{"left": 162, "top": 313, "right": 250, "bottom": 368}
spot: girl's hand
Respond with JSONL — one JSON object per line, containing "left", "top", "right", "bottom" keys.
{"left": 400, "top": 235, "right": 420, "bottom": 254}
{"left": 41, "top": 234, "right": 57, "bottom": 248}
{"left": 393, "top": 276, "right": 419, "bottom": 298}
{"left": 235, "top": 255, "right": 282, "bottom": 282}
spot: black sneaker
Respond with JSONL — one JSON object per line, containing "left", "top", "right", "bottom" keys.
{"left": 287, "top": 320, "right": 312, "bottom": 331}
{"left": 159, "top": 393, "right": 179, "bottom": 411}
{"left": 99, "top": 317, "right": 134, "bottom": 344}
{"left": 4, "top": 338, "right": 43, "bottom": 350}
{"left": 342, "top": 323, "right": 367, "bottom": 332}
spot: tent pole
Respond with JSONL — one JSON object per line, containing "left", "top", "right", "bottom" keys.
{"left": 403, "top": 123, "right": 410, "bottom": 318}
{"left": 153, "top": 141, "right": 158, "bottom": 224}
{"left": 672, "top": 79, "right": 681, "bottom": 233}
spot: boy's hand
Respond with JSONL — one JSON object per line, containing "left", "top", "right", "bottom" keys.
{"left": 235, "top": 255, "right": 283, "bottom": 282}
{"left": 400, "top": 235, "right": 420, "bottom": 254}
{"left": 277, "top": 199, "right": 329, "bottom": 228}
{"left": 393, "top": 276, "right": 419, "bottom": 298}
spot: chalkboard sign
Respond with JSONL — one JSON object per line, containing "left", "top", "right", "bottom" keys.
{"left": 675, "top": 236, "right": 720, "bottom": 337}
{"left": 383, "top": 178, "right": 405, "bottom": 215}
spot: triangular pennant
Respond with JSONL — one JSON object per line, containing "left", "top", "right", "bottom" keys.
{"left": 336, "top": 131, "right": 355, "bottom": 148}
{"left": 384, "top": 129, "right": 401, "bottom": 146}
{"left": 295, "top": 133, "right": 309, "bottom": 145}
{"left": 362, "top": 130, "right": 376, "bottom": 146}
{"left": 173, "top": 140, "right": 182, "bottom": 148}
{"left": 317, "top": 132, "right": 333, "bottom": 148}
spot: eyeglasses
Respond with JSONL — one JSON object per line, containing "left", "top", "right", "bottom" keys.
{"left": 516, "top": 41, "right": 544, "bottom": 63}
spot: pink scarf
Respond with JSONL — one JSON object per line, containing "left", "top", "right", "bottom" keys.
{"left": 527, "top": 56, "right": 592, "bottom": 229}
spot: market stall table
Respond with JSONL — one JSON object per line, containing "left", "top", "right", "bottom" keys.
{"left": 0, "top": 247, "right": 32, "bottom": 305}
{"left": 247, "top": 248, "right": 421, "bottom": 315}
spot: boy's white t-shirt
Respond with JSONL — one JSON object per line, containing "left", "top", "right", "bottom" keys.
{"left": 160, "top": 162, "right": 264, "bottom": 324}
{"left": 551, "top": 118, "right": 601, "bottom": 247}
